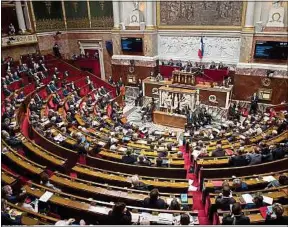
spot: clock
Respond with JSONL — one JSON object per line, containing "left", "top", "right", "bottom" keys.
{"left": 272, "top": 12, "right": 281, "bottom": 22}
{"left": 261, "top": 77, "right": 271, "bottom": 87}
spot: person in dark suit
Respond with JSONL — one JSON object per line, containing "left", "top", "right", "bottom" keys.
{"left": 107, "top": 202, "right": 131, "bottom": 225}
{"left": 265, "top": 203, "right": 288, "bottom": 225}
{"left": 246, "top": 148, "right": 262, "bottom": 165}
{"left": 53, "top": 43, "right": 61, "bottom": 58}
{"left": 272, "top": 143, "right": 286, "bottom": 160}
{"left": 176, "top": 60, "right": 182, "bottom": 67}
{"left": 143, "top": 189, "right": 168, "bottom": 209}
{"left": 212, "top": 144, "right": 226, "bottom": 157}
{"left": 121, "top": 150, "right": 137, "bottom": 164}
{"left": 130, "top": 175, "right": 149, "bottom": 191}
{"left": 1, "top": 199, "right": 22, "bottom": 225}
{"left": 229, "top": 149, "right": 249, "bottom": 167}
{"left": 215, "top": 186, "right": 236, "bottom": 211}
{"left": 222, "top": 202, "right": 250, "bottom": 225}
{"left": 136, "top": 156, "right": 151, "bottom": 166}
{"left": 2, "top": 185, "right": 26, "bottom": 204}
{"left": 250, "top": 92, "right": 259, "bottom": 115}
{"left": 2, "top": 85, "right": 12, "bottom": 97}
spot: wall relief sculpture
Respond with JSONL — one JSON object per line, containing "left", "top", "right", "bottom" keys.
{"left": 159, "top": 1, "right": 243, "bottom": 26}
{"left": 158, "top": 36, "right": 241, "bottom": 63}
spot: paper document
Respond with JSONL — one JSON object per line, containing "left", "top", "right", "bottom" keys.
{"left": 263, "top": 196, "right": 273, "bottom": 205}
{"left": 158, "top": 213, "right": 173, "bottom": 223}
{"left": 188, "top": 185, "right": 198, "bottom": 191}
{"left": 88, "top": 205, "right": 109, "bottom": 215}
{"left": 262, "top": 176, "right": 276, "bottom": 182}
{"left": 241, "top": 194, "right": 254, "bottom": 204}
{"left": 131, "top": 213, "right": 140, "bottom": 223}
{"left": 188, "top": 179, "right": 194, "bottom": 185}
{"left": 39, "top": 191, "right": 53, "bottom": 202}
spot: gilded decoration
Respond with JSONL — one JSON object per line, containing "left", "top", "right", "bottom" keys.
{"left": 36, "top": 19, "right": 65, "bottom": 31}
{"left": 158, "top": 1, "right": 243, "bottom": 27}
{"left": 67, "top": 18, "right": 90, "bottom": 29}
{"left": 91, "top": 16, "right": 113, "bottom": 29}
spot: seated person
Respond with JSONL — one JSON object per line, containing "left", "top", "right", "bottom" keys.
{"left": 129, "top": 175, "right": 148, "bottom": 191}
{"left": 265, "top": 203, "right": 288, "bottom": 225}
{"left": 211, "top": 144, "right": 225, "bottom": 157}
{"left": 1, "top": 199, "right": 22, "bottom": 225}
{"left": 266, "top": 175, "right": 288, "bottom": 189}
{"left": 215, "top": 186, "right": 236, "bottom": 211}
{"left": 2, "top": 186, "right": 26, "bottom": 203}
{"left": 18, "top": 195, "right": 38, "bottom": 212}
{"left": 180, "top": 213, "right": 191, "bottom": 225}
{"left": 40, "top": 172, "right": 61, "bottom": 191}
{"left": 2, "top": 130, "right": 22, "bottom": 147}
{"left": 121, "top": 150, "right": 137, "bottom": 164}
{"left": 222, "top": 202, "right": 250, "bottom": 225}
{"left": 143, "top": 189, "right": 168, "bottom": 209}
{"left": 246, "top": 148, "right": 262, "bottom": 165}
{"left": 232, "top": 178, "right": 248, "bottom": 192}
{"left": 16, "top": 91, "right": 25, "bottom": 104}
{"left": 229, "top": 148, "right": 249, "bottom": 167}
{"left": 272, "top": 143, "right": 286, "bottom": 160}
{"left": 136, "top": 155, "right": 151, "bottom": 166}
{"left": 245, "top": 194, "right": 264, "bottom": 209}
{"left": 107, "top": 202, "right": 131, "bottom": 225}
{"left": 168, "top": 198, "right": 181, "bottom": 210}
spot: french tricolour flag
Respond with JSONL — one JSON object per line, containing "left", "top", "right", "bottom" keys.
{"left": 198, "top": 37, "right": 204, "bottom": 59}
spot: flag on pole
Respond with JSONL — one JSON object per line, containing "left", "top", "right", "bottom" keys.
{"left": 198, "top": 37, "right": 204, "bottom": 59}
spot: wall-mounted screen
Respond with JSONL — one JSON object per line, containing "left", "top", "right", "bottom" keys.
{"left": 121, "top": 37, "right": 143, "bottom": 53}
{"left": 254, "top": 41, "right": 287, "bottom": 60}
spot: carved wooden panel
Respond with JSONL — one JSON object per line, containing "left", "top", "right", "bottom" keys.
{"left": 159, "top": 1, "right": 243, "bottom": 26}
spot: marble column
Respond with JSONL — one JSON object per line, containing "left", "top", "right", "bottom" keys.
{"left": 244, "top": 1, "right": 256, "bottom": 31}
{"left": 146, "top": 1, "right": 154, "bottom": 29}
{"left": 112, "top": 0, "right": 120, "bottom": 29}
{"left": 23, "top": 1, "right": 32, "bottom": 31}
{"left": 15, "top": 1, "right": 26, "bottom": 33}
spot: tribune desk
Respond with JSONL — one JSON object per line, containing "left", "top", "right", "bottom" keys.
{"left": 153, "top": 111, "right": 187, "bottom": 129}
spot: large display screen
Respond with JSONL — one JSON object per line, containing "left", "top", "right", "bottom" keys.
{"left": 121, "top": 38, "right": 143, "bottom": 53}
{"left": 254, "top": 41, "right": 287, "bottom": 60}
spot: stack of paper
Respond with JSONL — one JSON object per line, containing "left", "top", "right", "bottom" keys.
{"left": 39, "top": 191, "right": 54, "bottom": 202}
{"left": 241, "top": 194, "right": 254, "bottom": 204}
{"left": 88, "top": 205, "right": 109, "bottom": 215}
{"left": 263, "top": 196, "right": 273, "bottom": 205}
{"left": 262, "top": 176, "right": 276, "bottom": 182}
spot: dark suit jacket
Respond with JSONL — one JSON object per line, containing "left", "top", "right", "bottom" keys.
{"left": 212, "top": 148, "right": 226, "bottom": 157}
{"left": 222, "top": 214, "right": 250, "bottom": 225}
{"left": 265, "top": 216, "right": 288, "bottom": 225}
{"left": 122, "top": 155, "right": 137, "bottom": 164}
{"left": 215, "top": 196, "right": 236, "bottom": 211}
{"left": 107, "top": 210, "right": 132, "bottom": 225}
{"left": 143, "top": 197, "right": 168, "bottom": 209}
{"left": 230, "top": 155, "right": 248, "bottom": 167}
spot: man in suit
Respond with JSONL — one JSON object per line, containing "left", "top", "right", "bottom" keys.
{"left": 229, "top": 148, "right": 249, "bottom": 167}
{"left": 121, "top": 150, "right": 137, "bottom": 164}
{"left": 246, "top": 148, "right": 262, "bottom": 165}
{"left": 2, "top": 85, "right": 11, "bottom": 97}
{"left": 143, "top": 189, "right": 168, "bottom": 209}
{"left": 212, "top": 144, "right": 226, "bottom": 157}
{"left": 250, "top": 92, "right": 259, "bottom": 115}
{"left": 215, "top": 186, "right": 236, "bottom": 211}
{"left": 222, "top": 202, "right": 250, "bottom": 225}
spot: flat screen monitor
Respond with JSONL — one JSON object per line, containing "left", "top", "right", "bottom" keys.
{"left": 121, "top": 37, "right": 143, "bottom": 53}
{"left": 254, "top": 41, "right": 287, "bottom": 60}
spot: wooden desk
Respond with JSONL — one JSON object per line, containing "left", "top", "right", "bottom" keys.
{"left": 50, "top": 173, "right": 192, "bottom": 207}
{"left": 153, "top": 111, "right": 187, "bottom": 129}
{"left": 1, "top": 171, "right": 17, "bottom": 186}
{"left": 22, "top": 139, "right": 67, "bottom": 171}
{"left": 143, "top": 78, "right": 172, "bottom": 97}
{"left": 72, "top": 165, "right": 189, "bottom": 193}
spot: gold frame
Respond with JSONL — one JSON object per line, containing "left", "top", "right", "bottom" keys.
{"left": 156, "top": 1, "right": 247, "bottom": 30}
{"left": 258, "top": 88, "right": 273, "bottom": 101}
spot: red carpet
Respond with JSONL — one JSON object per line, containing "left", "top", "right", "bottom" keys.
{"left": 180, "top": 145, "right": 212, "bottom": 225}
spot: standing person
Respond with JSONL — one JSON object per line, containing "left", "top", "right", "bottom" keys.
{"left": 250, "top": 92, "right": 259, "bottom": 115}
{"left": 53, "top": 43, "right": 61, "bottom": 58}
